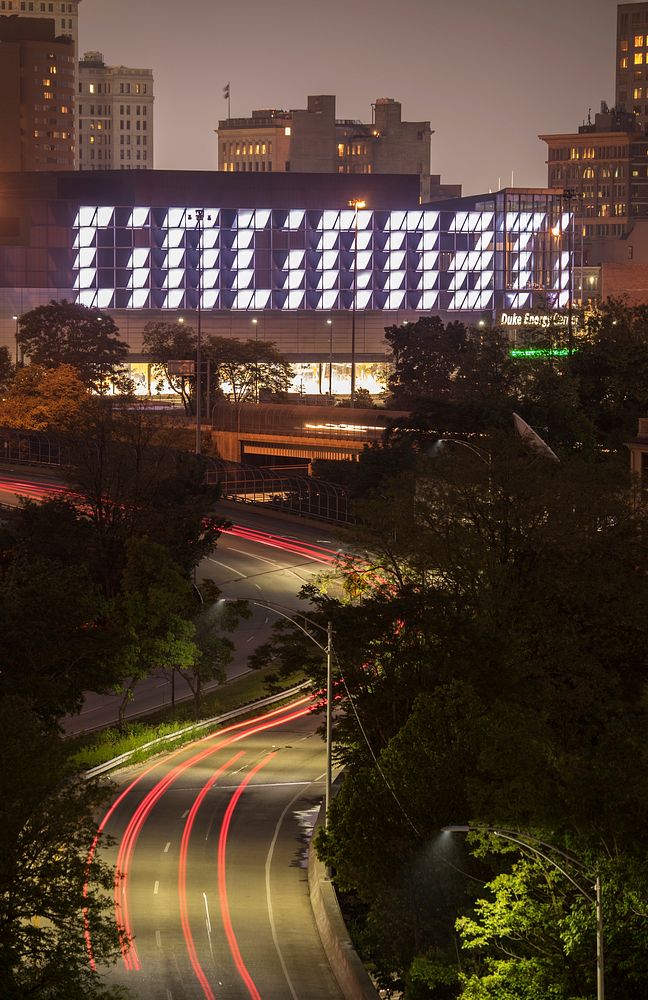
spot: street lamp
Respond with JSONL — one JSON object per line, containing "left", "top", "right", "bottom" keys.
{"left": 188, "top": 209, "right": 206, "bottom": 455}
{"left": 12, "top": 314, "right": 19, "bottom": 366}
{"left": 432, "top": 437, "right": 492, "bottom": 493}
{"left": 442, "top": 824, "right": 604, "bottom": 1000}
{"left": 348, "top": 198, "right": 366, "bottom": 407}
{"left": 326, "top": 318, "right": 333, "bottom": 397}
{"left": 221, "top": 597, "right": 335, "bottom": 824}
{"left": 252, "top": 318, "right": 259, "bottom": 403}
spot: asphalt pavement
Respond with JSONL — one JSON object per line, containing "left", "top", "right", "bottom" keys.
{"left": 97, "top": 701, "right": 344, "bottom": 1000}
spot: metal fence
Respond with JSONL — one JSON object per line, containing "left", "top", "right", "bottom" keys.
{"left": 0, "top": 428, "right": 68, "bottom": 466}
{"left": 209, "top": 459, "right": 353, "bottom": 524}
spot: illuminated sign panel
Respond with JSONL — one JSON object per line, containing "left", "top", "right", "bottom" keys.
{"left": 72, "top": 195, "right": 570, "bottom": 314}
{"left": 498, "top": 310, "right": 574, "bottom": 330}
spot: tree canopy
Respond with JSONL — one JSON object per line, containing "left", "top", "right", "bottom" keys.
{"left": 204, "top": 335, "right": 293, "bottom": 405}
{"left": 0, "top": 698, "right": 128, "bottom": 1000}
{"left": 255, "top": 433, "right": 648, "bottom": 997}
{"left": 16, "top": 300, "right": 129, "bottom": 392}
{"left": 0, "top": 363, "right": 91, "bottom": 432}
{"left": 141, "top": 320, "right": 197, "bottom": 413}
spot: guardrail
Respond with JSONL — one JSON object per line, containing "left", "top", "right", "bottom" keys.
{"left": 83, "top": 681, "right": 311, "bottom": 779}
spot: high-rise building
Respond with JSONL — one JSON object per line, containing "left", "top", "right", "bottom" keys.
{"left": 616, "top": 2, "right": 648, "bottom": 128}
{"left": 217, "top": 95, "right": 460, "bottom": 202}
{"left": 540, "top": 104, "right": 648, "bottom": 240}
{"left": 2, "top": 1, "right": 81, "bottom": 164}
{"left": 0, "top": 16, "right": 75, "bottom": 170}
{"left": 0, "top": 0, "right": 80, "bottom": 48}
{"left": 78, "top": 52, "right": 154, "bottom": 171}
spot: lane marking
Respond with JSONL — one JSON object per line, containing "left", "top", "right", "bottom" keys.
{"left": 218, "top": 755, "right": 276, "bottom": 1000}
{"left": 181, "top": 809, "right": 189, "bottom": 819}
{"left": 207, "top": 558, "right": 246, "bottom": 578}
{"left": 164, "top": 841, "right": 171, "bottom": 853}
{"left": 265, "top": 779, "right": 321, "bottom": 1000}
{"left": 153, "top": 881, "right": 159, "bottom": 895}
{"left": 155, "top": 930, "right": 162, "bottom": 948}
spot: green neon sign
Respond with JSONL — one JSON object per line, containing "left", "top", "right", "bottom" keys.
{"left": 509, "top": 348, "right": 573, "bottom": 358}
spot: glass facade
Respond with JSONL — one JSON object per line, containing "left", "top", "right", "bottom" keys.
{"left": 72, "top": 191, "right": 571, "bottom": 314}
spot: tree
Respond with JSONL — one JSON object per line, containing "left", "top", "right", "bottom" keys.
{"left": 274, "top": 438, "right": 648, "bottom": 995}
{"left": 66, "top": 403, "right": 225, "bottom": 596}
{"left": 175, "top": 579, "right": 251, "bottom": 716}
{"left": 0, "top": 550, "right": 116, "bottom": 723}
{"left": 0, "top": 363, "right": 91, "bottom": 432}
{"left": 204, "top": 336, "right": 292, "bottom": 406}
{"left": 571, "top": 299, "right": 648, "bottom": 451}
{"left": 17, "top": 300, "right": 129, "bottom": 392}
{"left": 141, "top": 320, "right": 197, "bottom": 414}
{"left": 0, "top": 345, "right": 12, "bottom": 390}
{"left": 0, "top": 698, "right": 128, "bottom": 999}
{"left": 108, "top": 537, "right": 201, "bottom": 730}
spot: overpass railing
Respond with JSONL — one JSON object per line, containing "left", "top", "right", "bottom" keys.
{"left": 209, "top": 459, "right": 353, "bottom": 524}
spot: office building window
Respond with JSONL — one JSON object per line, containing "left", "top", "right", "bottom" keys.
{"left": 635, "top": 52, "right": 644, "bottom": 64}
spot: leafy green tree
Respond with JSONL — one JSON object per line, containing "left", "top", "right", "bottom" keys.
{"left": 0, "top": 363, "right": 91, "bottom": 432}
{"left": 141, "top": 320, "right": 197, "bottom": 414}
{"left": 204, "top": 336, "right": 292, "bottom": 406}
{"left": 108, "top": 537, "right": 200, "bottom": 730}
{"left": 571, "top": 299, "right": 648, "bottom": 450}
{"left": 270, "top": 439, "right": 648, "bottom": 995}
{"left": 175, "top": 579, "right": 250, "bottom": 716}
{"left": 17, "top": 300, "right": 129, "bottom": 392}
{"left": 0, "top": 697, "right": 128, "bottom": 999}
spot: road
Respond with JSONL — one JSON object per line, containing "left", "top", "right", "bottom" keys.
{"left": 94, "top": 696, "right": 344, "bottom": 1000}
{"left": 0, "top": 468, "right": 346, "bottom": 732}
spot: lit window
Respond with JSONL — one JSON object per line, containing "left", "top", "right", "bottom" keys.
{"left": 89, "top": 83, "right": 95, "bottom": 93}
{"left": 621, "top": 57, "right": 629, "bottom": 69}
{"left": 255, "top": 142, "right": 260, "bottom": 154}
{"left": 337, "top": 143, "right": 344, "bottom": 157}
{"left": 262, "top": 142, "right": 266, "bottom": 154}
{"left": 634, "top": 86, "right": 643, "bottom": 98}
{"left": 621, "top": 39, "right": 629, "bottom": 51}
{"left": 635, "top": 34, "right": 644, "bottom": 47}
{"left": 635, "top": 52, "right": 643, "bottom": 64}
{"left": 284, "top": 126, "right": 291, "bottom": 136}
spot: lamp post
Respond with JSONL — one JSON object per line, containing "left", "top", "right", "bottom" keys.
{"left": 327, "top": 318, "right": 333, "bottom": 397}
{"left": 433, "top": 437, "right": 492, "bottom": 494}
{"left": 443, "top": 824, "right": 604, "bottom": 1000}
{"left": 221, "top": 597, "right": 335, "bottom": 824}
{"left": 12, "top": 314, "right": 19, "bottom": 366}
{"left": 188, "top": 209, "right": 205, "bottom": 455}
{"left": 252, "top": 317, "right": 259, "bottom": 403}
{"left": 348, "top": 198, "right": 366, "bottom": 407}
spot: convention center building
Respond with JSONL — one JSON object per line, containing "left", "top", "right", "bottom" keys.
{"left": 0, "top": 170, "right": 573, "bottom": 396}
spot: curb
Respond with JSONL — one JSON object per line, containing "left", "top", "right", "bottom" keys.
{"left": 308, "top": 805, "right": 379, "bottom": 1000}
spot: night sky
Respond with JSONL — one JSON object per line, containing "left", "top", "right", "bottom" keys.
{"left": 80, "top": 0, "right": 620, "bottom": 195}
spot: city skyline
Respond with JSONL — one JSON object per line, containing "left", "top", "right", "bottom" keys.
{"left": 80, "top": 0, "right": 620, "bottom": 195}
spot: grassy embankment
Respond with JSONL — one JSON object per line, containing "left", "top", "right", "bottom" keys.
{"left": 68, "top": 666, "right": 308, "bottom": 771}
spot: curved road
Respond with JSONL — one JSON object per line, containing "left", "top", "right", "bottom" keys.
{"left": 94, "top": 696, "right": 344, "bottom": 1000}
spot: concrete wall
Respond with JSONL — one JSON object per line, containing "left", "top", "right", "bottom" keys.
{"left": 307, "top": 811, "right": 379, "bottom": 1000}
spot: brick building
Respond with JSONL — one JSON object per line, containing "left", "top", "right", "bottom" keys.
{"left": 0, "top": 16, "right": 75, "bottom": 170}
